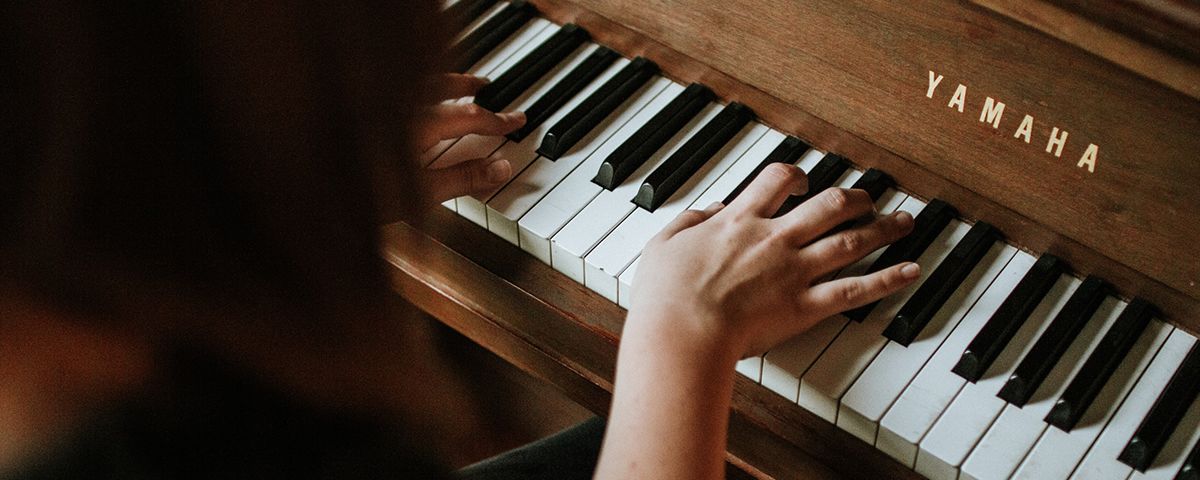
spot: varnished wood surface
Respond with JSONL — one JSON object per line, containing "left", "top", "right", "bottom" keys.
{"left": 525, "top": 0, "right": 1200, "bottom": 333}
{"left": 383, "top": 208, "right": 924, "bottom": 479}
{"left": 1046, "top": 0, "right": 1200, "bottom": 62}
{"left": 973, "top": 0, "right": 1200, "bottom": 100}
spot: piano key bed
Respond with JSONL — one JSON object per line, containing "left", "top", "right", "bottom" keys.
{"left": 418, "top": 1, "right": 1200, "bottom": 479}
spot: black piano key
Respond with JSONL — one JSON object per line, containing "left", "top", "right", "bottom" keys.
{"left": 1176, "top": 438, "right": 1200, "bottom": 480}
{"left": 506, "top": 47, "right": 619, "bottom": 142}
{"left": 537, "top": 57, "right": 659, "bottom": 160}
{"left": 451, "top": 1, "right": 535, "bottom": 72}
{"left": 882, "top": 221, "right": 999, "bottom": 346}
{"left": 842, "top": 199, "right": 956, "bottom": 322}
{"left": 1120, "top": 344, "right": 1200, "bottom": 472}
{"left": 592, "top": 83, "right": 713, "bottom": 190}
{"left": 772, "top": 153, "right": 850, "bottom": 217}
{"left": 633, "top": 102, "right": 755, "bottom": 211}
{"left": 996, "top": 276, "right": 1109, "bottom": 407}
{"left": 474, "top": 23, "right": 590, "bottom": 113}
{"left": 850, "top": 168, "right": 893, "bottom": 201}
{"left": 445, "top": 0, "right": 499, "bottom": 31}
{"left": 952, "top": 254, "right": 1065, "bottom": 382}
{"left": 721, "top": 136, "right": 809, "bottom": 206}
{"left": 1046, "top": 298, "right": 1155, "bottom": 431}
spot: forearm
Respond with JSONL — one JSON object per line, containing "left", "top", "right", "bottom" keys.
{"left": 595, "top": 309, "right": 741, "bottom": 480}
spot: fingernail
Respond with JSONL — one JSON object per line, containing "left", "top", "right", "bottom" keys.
{"left": 895, "top": 210, "right": 914, "bottom": 228}
{"left": 486, "top": 158, "right": 511, "bottom": 183}
{"left": 901, "top": 262, "right": 921, "bottom": 279}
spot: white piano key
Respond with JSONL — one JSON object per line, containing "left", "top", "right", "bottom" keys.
{"left": 838, "top": 243, "right": 1017, "bottom": 444}
{"left": 1012, "top": 319, "right": 1171, "bottom": 480}
{"left": 761, "top": 323, "right": 843, "bottom": 402}
{"left": 422, "top": 17, "right": 553, "bottom": 164}
{"left": 915, "top": 274, "right": 1081, "bottom": 480}
{"left": 959, "top": 404, "right": 1047, "bottom": 480}
{"left": 877, "top": 250, "right": 1038, "bottom": 466}
{"left": 462, "top": 8, "right": 547, "bottom": 80}
{"left": 516, "top": 81, "right": 686, "bottom": 264}
{"left": 550, "top": 101, "right": 723, "bottom": 284}
{"left": 798, "top": 201, "right": 965, "bottom": 423}
{"left": 582, "top": 123, "right": 770, "bottom": 299}
{"left": 688, "top": 129, "right": 788, "bottom": 209}
{"left": 456, "top": 42, "right": 602, "bottom": 227}
{"left": 1130, "top": 386, "right": 1200, "bottom": 480}
{"left": 792, "top": 148, "right": 828, "bottom": 183}
{"left": 485, "top": 57, "right": 653, "bottom": 245}
{"left": 1071, "top": 329, "right": 1197, "bottom": 480}
{"left": 961, "top": 288, "right": 1127, "bottom": 480}
{"left": 737, "top": 355, "right": 764, "bottom": 383}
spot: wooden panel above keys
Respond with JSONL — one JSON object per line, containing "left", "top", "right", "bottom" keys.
{"left": 525, "top": 0, "right": 1200, "bottom": 329}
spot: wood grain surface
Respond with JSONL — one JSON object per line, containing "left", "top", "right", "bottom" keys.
{"left": 526, "top": 0, "right": 1200, "bottom": 331}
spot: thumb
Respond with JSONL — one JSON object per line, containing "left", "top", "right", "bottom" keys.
{"left": 425, "top": 157, "right": 512, "bottom": 203}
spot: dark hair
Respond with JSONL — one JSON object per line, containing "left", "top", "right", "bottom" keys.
{"left": 2, "top": 1, "right": 446, "bottom": 334}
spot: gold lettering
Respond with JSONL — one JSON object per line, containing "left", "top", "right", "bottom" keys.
{"left": 1013, "top": 114, "right": 1034, "bottom": 143}
{"left": 1046, "top": 127, "right": 1069, "bottom": 157}
{"left": 926, "top": 71, "right": 944, "bottom": 98}
{"left": 978, "top": 97, "right": 1006, "bottom": 129}
{"left": 947, "top": 84, "right": 967, "bottom": 112}
{"left": 1077, "top": 143, "right": 1098, "bottom": 173}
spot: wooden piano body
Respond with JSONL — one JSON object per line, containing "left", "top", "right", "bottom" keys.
{"left": 388, "top": 1, "right": 1200, "bottom": 478}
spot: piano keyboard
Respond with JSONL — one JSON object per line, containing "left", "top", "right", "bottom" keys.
{"left": 431, "top": 2, "right": 1200, "bottom": 479}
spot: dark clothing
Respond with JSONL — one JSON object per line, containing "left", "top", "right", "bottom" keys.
{"left": 5, "top": 348, "right": 443, "bottom": 480}
{"left": 5, "top": 348, "right": 603, "bottom": 480}
{"left": 456, "top": 417, "right": 605, "bottom": 480}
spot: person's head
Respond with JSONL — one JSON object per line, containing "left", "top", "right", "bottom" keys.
{"left": 1, "top": 0, "right": 459, "bottom": 460}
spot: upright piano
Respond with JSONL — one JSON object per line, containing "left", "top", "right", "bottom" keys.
{"left": 386, "top": 1, "right": 1200, "bottom": 478}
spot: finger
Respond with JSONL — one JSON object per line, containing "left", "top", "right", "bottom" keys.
{"left": 438, "top": 74, "right": 490, "bottom": 100}
{"left": 802, "top": 262, "right": 921, "bottom": 319}
{"left": 777, "top": 187, "right": 875, "bottom": 245}
{"left": 700, "top": 201, "right": 725, "bottom": 215}
{"left": 798, "top": 210, "right": 915, "bottom": 278}
{"left": 423, "top": 157, "right": 512, "bottom": 204}
{"left": 418, "top": 103, "right": 526, "bottom": 150}
{"left": 655, "top": 202, "right": 724, "bottom": 240}
{"left": 729, "top": 163, "right": 808, "bottom": 218}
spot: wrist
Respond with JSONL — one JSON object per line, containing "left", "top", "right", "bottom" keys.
{"left": 623, "top": 305, "right": 744, "bottom": 368}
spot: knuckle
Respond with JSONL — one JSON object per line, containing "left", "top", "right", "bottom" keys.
{"left": 763, "top": 162, "right": 798, "bottom": 182}
{"left": 837, "top": 232, "right": 864, "bottom": 254}
{"left": 462, "top": 103, "right": 486, "bottom": 118}
{"left": 840, "top": 281, "right": 865, "bottom": 305}
{"left": 822, "top": 188, "right": 851, "bottom": 209}
{"left": 823, "top": 187, "right": 872, "bottom": 213}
